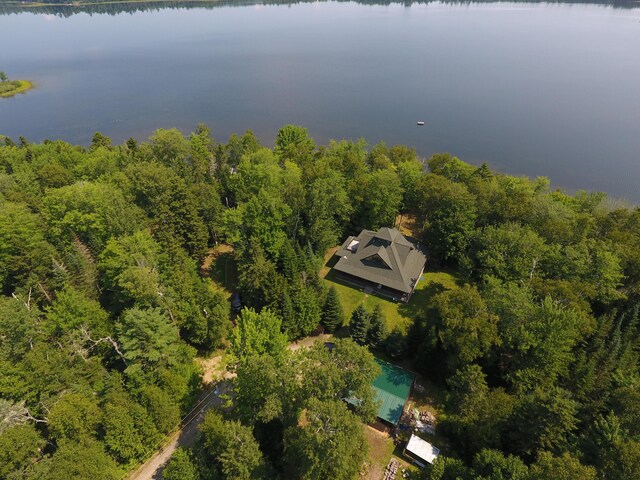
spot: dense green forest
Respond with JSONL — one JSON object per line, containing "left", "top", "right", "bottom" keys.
{"left": 1, "top": 125, "right": 639, "bottom": 479}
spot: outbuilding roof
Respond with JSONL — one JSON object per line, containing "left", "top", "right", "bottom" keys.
{"left": 405, "top": 434, "right": 440, "bottom": 465}
{"left": 372, "top": 359, "right": 414, "bottom": 425}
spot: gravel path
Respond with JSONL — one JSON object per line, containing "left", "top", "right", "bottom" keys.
{"left": 127, "top": 382, "right": 229, "bottom": 480}
{"left": 127, "top": 334, "right": 329, "bottom": 480}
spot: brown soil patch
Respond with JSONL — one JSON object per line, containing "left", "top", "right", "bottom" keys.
{"left": 196, "top": 354, "right": 235, "bottom": 385}
{"left": 395, "top": 213, "right": 419, "bottom": 239}
{"left": 288, "top": 334, "right": 333, "bottom": 352}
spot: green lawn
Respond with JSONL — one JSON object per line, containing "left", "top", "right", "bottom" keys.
{"left": 322, "top": 260, "right": 460, "bottom": 333}
{"left": 202, "top": 244, "right": 237, "bottom": 297}
{"left": 363, "top": 426, "right": 396, "bottom": 480}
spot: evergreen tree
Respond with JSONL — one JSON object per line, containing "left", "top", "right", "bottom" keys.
{"left": 321, "top": 286, "right": 344, "bottom": 332}
{"left": 349, "top": 304, "right": 371, "bottom": 345}
{"left": 290, "top": 285, "right": 321, "bottom": 339}
{"left": 367, "top": 304, "right": 388, "bottom": 348}
{"left": 385, "top": 327, "right": 407, "bottom": 358}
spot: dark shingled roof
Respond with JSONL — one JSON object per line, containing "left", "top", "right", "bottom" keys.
{"left": 334, "top": 227, "right": 426, "bottom": 294}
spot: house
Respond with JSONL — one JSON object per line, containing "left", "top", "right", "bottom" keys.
{"left": 332, "top": 227, "right": 426, "bottom": 302}
{"left": 403, "top": 434, "right": 440, "bottom": 467}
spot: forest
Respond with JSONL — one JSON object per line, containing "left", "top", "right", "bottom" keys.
{"left": 0, "top": 125, "right": 639, "bottom": 480}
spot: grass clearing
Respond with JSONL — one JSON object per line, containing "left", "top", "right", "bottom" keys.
{"left": 362, "top": 426, "right": 424, "bottom": 480}
{"left": 362, "top": 426, "right": 395, "bottom": 480}
{"left": 201, "top": 244, "right": 237, "bottom": 297}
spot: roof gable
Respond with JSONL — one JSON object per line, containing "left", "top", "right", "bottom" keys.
{"left": 333, "top": 227, "right": 427, "bottom": 294}
{"left": 362, "top": 247, "right": 393, "bottom": 270}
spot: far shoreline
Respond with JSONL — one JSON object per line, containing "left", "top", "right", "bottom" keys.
{"left": 0, "top": 80, "right": 34, "bottom": 98}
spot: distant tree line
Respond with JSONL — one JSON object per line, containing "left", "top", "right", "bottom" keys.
{"left": 0, "top": 0, "right": 635, "bottom": 18}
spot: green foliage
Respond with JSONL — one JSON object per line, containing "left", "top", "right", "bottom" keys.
{"left": 45, "top": 286, "right": 111, "bottom": 337}
{"left": 469, "top": 223, "right": 547, "bottom": 281}
{"left": 426, "top": 455, "right": 474, "bottom": 480}
{"left": 230, "top": 308, "right": 288, "bottom": 364}
{"left": 236, "top": 239, "right": 279, "bottom": 308}
{"left": 285, "top": 398, "right": 367, "bottom": 480}
{"left": 485, "top": 281, "right": 593, "bottom": 390}
{"left": 349, "top": 304, "right": 371, "bottom": 345}
{"left": 417, "top": 173, "right": 477, "bottom": 263}
{"left": 428, "top": 153, "right": 477, "bottom": 182}
{"left": 42, "top": 181, "right": 144, "bottom": 253}
{"left": 351, "top": 168, "right": 403, "bottom": 231}
{"left": 322, "top": 285, "right": 344, "bottom": 332}
{"left": 90, "top": 132, "right": 112, "bottom": 150}
{"left": 526, "top": 451, "right": 596, "bottom": 480}
{"left": 30, "top": 438, "right": 121, "bottom": 480}
{"left": 286, "top": 284, "right": 321, "bottom": 339}
{"left": 0, "top": 201, "right": 56, "bottom": 293}
{"left": 199, "top": 410, "right": 267, "bottom": 480}
{"left": 0, "top": 296, "right": 41, "bottom": 361}
{"left": 1, "top": 127, "right": 640, "bottom": 479}
{"left": 472, "top": 449, "right": 528, "bottom": 480}
{"left": 507, "top": 387, "right": 578, "bottom": 457}
{"left": 102, "top": 392, "right": 160, "bottom": 464}
{"left": 300, "top": 339, "right": 381, "bottom": 423}
{"left": 304, "top": 170, "right": 351, "bottom": 253}
{"left": 431, "top": 285, "right": 500, "bottom": 370}
{"left": 0, "top": 424, "right": 44, "bottom": 479}
{"left": 117, "top": 306, "right": 184, "bottom": 371}
{"left": 367, "top": 304, "right": 388, "bottom": 347}
{"left": 99, "top": 229, "right": 162, "bottom": 308}
{"left": 121, "top": 161, "right": 208, "bottom": 259}
{"left": 139, "top": 385, "right": 181, "bottom": 434}
{"left": 597, "top": 439, "right": 640, "bottom": 480}
{"left": 163, "top": 448, "right": 199, "bottom": 480}
{"left": 274, "top": 124, "right": 316, "bottom": 163}
{"left": 224, "top": 189, "right": 292, "bottom": 261}
{"left": 444, "top": 365, "right": 515, "bottom": 456}
{"left": 48, "top": 393, "right": 101, "bottom": 442}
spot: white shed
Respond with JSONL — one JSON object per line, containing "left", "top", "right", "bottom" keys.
{"left": 403, "top": 434, "right": 440, "bottom": 467}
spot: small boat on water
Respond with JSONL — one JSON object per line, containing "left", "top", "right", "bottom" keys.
{"left": 417, "top": 121, "right": 425, "bottom": 126}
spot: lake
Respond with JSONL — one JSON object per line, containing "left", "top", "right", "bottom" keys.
{"left": 1, "top": 1, "right": 639, "bottom": 200}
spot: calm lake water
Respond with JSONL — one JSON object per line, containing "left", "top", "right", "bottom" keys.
{"left": 1, "top": 1, "right": 639, "bottom": 199}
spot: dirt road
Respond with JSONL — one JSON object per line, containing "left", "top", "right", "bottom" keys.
{"left": 127, "top": 334, "right": 329, "bottom": 480}
{"left": 127, "top": 382, "right": 229, "bottom": 480}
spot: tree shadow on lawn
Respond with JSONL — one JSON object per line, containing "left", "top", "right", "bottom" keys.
{"left": 398, "top": 281, "right": 448, "bottom": 321}
{"left": 207, "top": 251, "right": 237, "bottom": 293}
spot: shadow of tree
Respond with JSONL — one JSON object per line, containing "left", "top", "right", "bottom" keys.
{"left": 208, "top": 251, "right": 237, "bottom": 292}
{"left": 398, "top": 281, "right": 448, "bottom": 321}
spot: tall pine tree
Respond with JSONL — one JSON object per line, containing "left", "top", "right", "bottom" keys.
{"left": 367, "top": 305, "right": 388, "bottom": 348}
{"left": 349, "top": 305, "right": 370, "bottom": 346}
{"left": 322, "top": 286, "right": 344, "bottom": 333}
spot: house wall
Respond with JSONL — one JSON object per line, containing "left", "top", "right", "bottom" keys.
{"left": 333, "top": 271, "right": 409, "bottom": 302}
